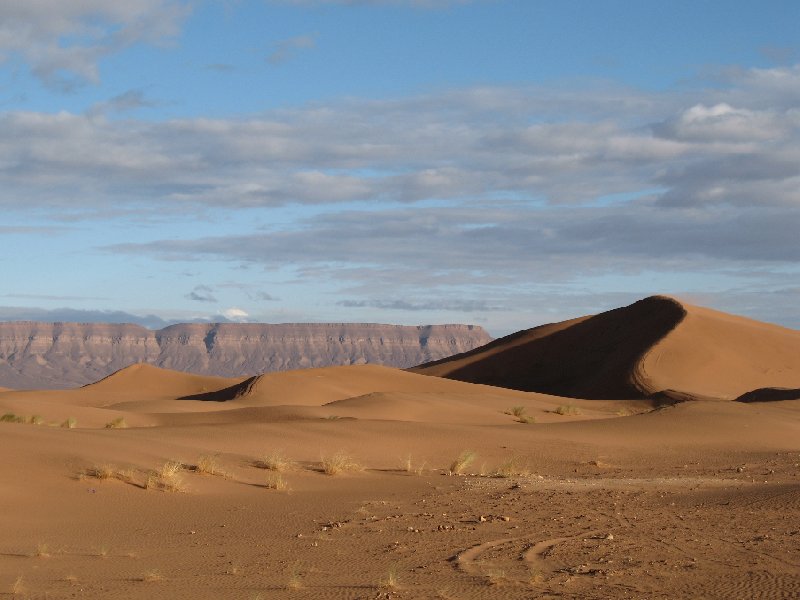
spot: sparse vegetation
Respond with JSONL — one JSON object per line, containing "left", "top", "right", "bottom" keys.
{"left": 105, "top": 416, "right": 128, "bottom": 429}
{"left": 400, "top": 454, "right": 427, "bottom": 475}
{"left": 449, "top": 450, "right": 477, "bottom": 475}
{"left": 11, "top": 574, "right": 24, "bottom": 595}
{"left": 494, "top": 456, "right": 531, "bottom": 478}
{"left": 259, "top": 449, "right": 296, "bottom": 472}
{"left": 320, "top": 451, "right": 362, "bottom": 475}
{"left": 145, "top": 461, "right": 185, "bottom": 492}
{"left": 34, "top": 542, "right": 50, "bottom": 558}
{"left": 555, "top": 404, "right": 581, "bottom": 416}
{"left": 380, "top": 565, "right": 400, "bottom": 590}
{"left": 80, "top": 464, "right": 136, "bottom": 484}
{"left": 83, "top": 464, "right": 115, "bottom": 480}
{"left": 1, "top": 413, "right": 25, "bottom": 423}
{"left": 140, "top": 569, "right": 164, "bottom": 582}
{"left": 61, "top": 416, "right": 77, "bottom": 429}
{"left": 195, "top": 453, "right": 226, "bottom": 476}
{"left": 287, "top": 561, "right": 304, "bottom": 589}
{"left": 506, "top": 405, "right": 537, "bottom": 423}
{"left": 265, "top": 472, "right": 290, "bottom": 491}
{"left": 29, "top": 415, "right": 44, "bottom": 425}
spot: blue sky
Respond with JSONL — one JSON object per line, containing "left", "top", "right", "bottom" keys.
{"left": 1, "top": 0, "right": 799, "bottom": 336}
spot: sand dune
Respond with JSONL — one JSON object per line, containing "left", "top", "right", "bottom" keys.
{"left": 414, "top": 295, "right": 800, "bottom": 401}
{"left": 1, "top": 298, "right": 799, "bottom": 599}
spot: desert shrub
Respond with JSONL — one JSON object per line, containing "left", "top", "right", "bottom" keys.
{"left": 509, "top": 406, "right": 526, "bottom": 417}
{"left": 105, "top": 416, "right": 127, "bottom": 429}
{"left": 259, "top": 450, "right": 295, "bottom": 472}
{"left": 449, "top": 450, "right": 476, "bottom": 475}
{"left": 493, "top": 456, "right": 531, "bottom": 478}
{"left": 380, "top": 565, "right": 400, "bottom": 590}
{"left": 265, "top": 472, "right": 290, "bottom": 491}
{"left": 1, "top": 413, "right": 25, "bottom": 423}
{"left": 140, "top": 569, "right": 164, "bottom": 582}
{"left": 145, "top": 461, "right": 185, "bottom": 492}
{"left": 555, "top": 404, "right": 581, "bottom": 416}
{"left": 29, "top": 415, "right": 44, "bottom": 425}
{"left": 320, "top": 451, "right": 362, "bottom": 475}
{"left": 195, "top": 454, "right": 226, "bottom": 476}
{"left": 61, "top": 417, "right": 77, "bottom": 429}
{"left": 83, "top": 464, "right": 115, "bottom": 480}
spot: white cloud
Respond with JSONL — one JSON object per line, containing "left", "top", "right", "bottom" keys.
{"left": 221, "top": 307, "right": 249, "bottom": 322}
{"left": 0, "top": 1, "right": 190, "bottom": 88}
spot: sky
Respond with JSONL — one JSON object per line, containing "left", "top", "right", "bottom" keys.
{"left": 0, "top": 0, "right": 799, "bottom": 336}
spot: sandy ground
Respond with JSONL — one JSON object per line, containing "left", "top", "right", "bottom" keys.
{"left": 1, "top": 362, "right": 799, "bottom": 599}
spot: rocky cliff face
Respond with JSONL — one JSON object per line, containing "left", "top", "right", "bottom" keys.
{"left": 0, "top": 322, "right": 492, "bottom": 389}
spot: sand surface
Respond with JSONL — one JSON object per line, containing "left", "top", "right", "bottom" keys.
{"left": 414, "top": 296, "right": 800, "bottom": 401}
{"left": 1, "top": 298, "right": 799, "bottom": 599}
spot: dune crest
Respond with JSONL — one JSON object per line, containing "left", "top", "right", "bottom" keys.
{"left": 413, "top": 296, "right": 800, "bottom": 401}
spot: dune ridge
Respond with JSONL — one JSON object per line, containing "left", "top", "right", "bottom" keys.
{"left": 413, "top": 296, "right": 800, "bottom": 401}
{"left": 1, "top": 301, "right": 799, "bottom": 599}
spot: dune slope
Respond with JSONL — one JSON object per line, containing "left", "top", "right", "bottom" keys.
{"left": 413, "top": 296, "right": 687, "bottom": 399}
{"left": 413, "top": 296, "right": 800, "bottom": 401}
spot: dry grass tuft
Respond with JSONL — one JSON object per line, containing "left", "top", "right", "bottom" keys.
{"left": 105, "top": 416, "right": 128, "bottom": 429}
{"left": 83, "top": 464, "right": 115, "bottom": 480}
{"left": 34, "top": 542, "right": 50, "bottom": 558}
{"left": 509, "top": 406, "right": 527, "bottom": 418}
{"left": 194, "top": 454, "right": 226, "bottom": 477}
{"left": 144, "top": 461, "right": 185, "bottom": 492}
{"left": 1, "top": 413, "right": 25, "bottom": 423}
{"left": 320, "top": 451, "right": 362, "bottom": 476}
{"left": 555, "top": 404, "right": 581, "bottom": 416}
{"left": 380, "top": 565, "right": 400, "bottom": 590}
{"left": 449, "top": 450, "right": 476, "bottom": 475}
{"left": 259, "top": 450, "right": 296, "bottom": 472}
{"left": 80, "top": 464, "right": 136, "bottom": 485}
{"left": 29, "top": 415, "right": 44, "bottom": 425}
{"left": 286, "top": 561, "right": 304, "bottom": 589}
{"left": 140, "top": 569, "right": 164, "bottom": 582}
{"left": 61, "top": 417, "right": 77, "bottom": 429}
{"left": 11, "top": 574, "right": 24, "bottom": 595}
{"left": 400, "top": 454, "right": 427, "bottom": 475}
{"left": 494, "top": 456, "right": 531, "bottom": 478}
{"left": 518, "top": 414, "right": 537, "bottom": 424}
{"left": 264, "top": 472, "right": 290, "bottom": 491}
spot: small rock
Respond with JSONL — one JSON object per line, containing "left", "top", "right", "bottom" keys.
{"left": 605, "top": 534, "right": 614, "bottom": 540}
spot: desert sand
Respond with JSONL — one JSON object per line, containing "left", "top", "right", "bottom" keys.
{"left": 0, "top": 296, "right": 799, "bottom": 599}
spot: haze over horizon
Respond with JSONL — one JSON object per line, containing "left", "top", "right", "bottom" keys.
{"left": 1, "top": 0, "right": 799, "bottom": 337}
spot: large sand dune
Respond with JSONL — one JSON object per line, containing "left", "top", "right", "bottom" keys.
{"left": 1, "top": 298, "right": 799, "bottom": 599}
{"left": 413, "top": 295, "right": 800, "bottom": 401}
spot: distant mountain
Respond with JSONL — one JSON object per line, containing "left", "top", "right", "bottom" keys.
{"left": 0, "top": 321, "right": 491, "bottom": 389}
{"left": 412, "top": 296, "right": 800, "bottom": 401}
